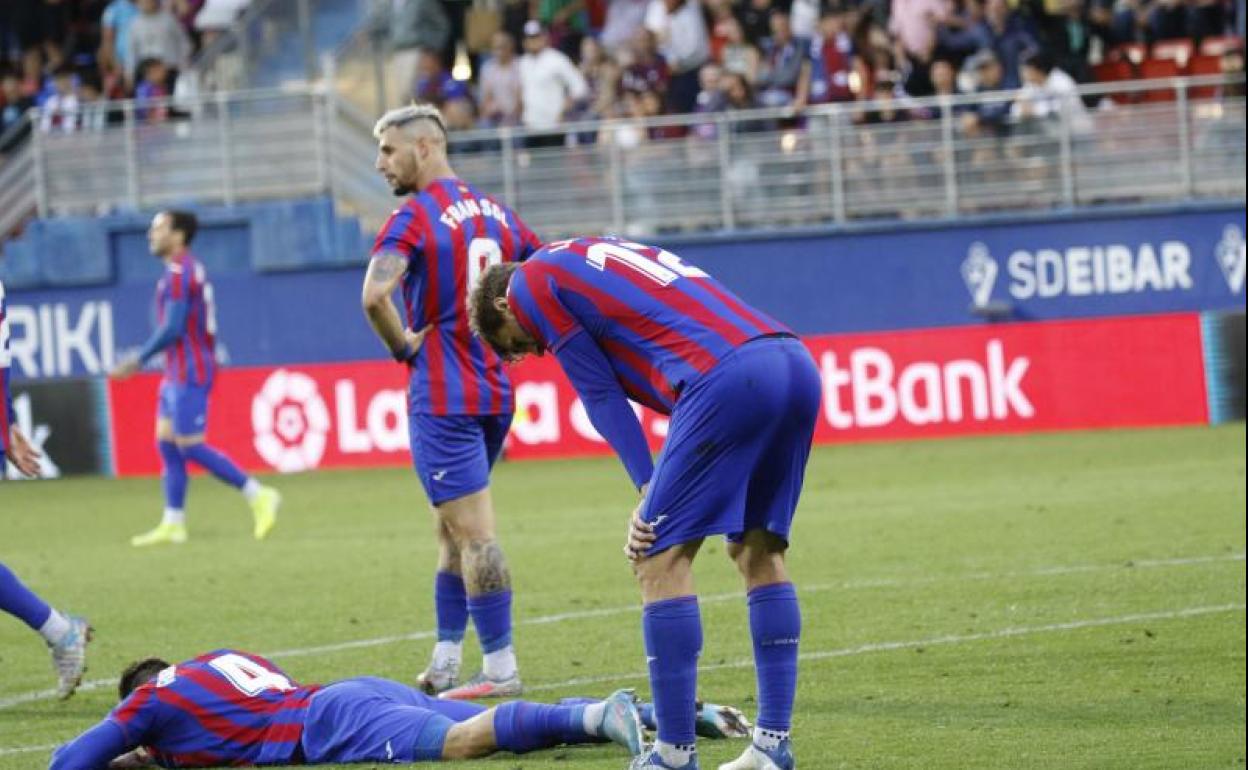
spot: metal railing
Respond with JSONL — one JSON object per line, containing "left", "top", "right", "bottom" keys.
{"left": 2, "top": 74, "right": 1244, "bottom": 245}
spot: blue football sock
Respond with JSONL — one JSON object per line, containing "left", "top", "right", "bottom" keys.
{"left": 492, "top": 701, "right": 588, "bottom": 753}
{"left": 434, "top": 571, "right": 468, "bottom": 643}
{"left": 158, "top": 440, "right": 188, "bottom": 509}
{"left": 181, "top": 443, "right": 248, "bottom": 489}
{"left": 748, "top": 582, "right": 801, "bottom": 732}
{"left": 467, "top": 589, "right": 512, "bottom": 654}
{"left": 643, "top": 595, "right": 702, "bottom": 747}
{"left": 0, "top": 562, "right": 53, "bottom": 630}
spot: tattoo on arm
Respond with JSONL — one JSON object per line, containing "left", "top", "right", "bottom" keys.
{"left": 366, "top": 252, "right": 407, "bottom": 288}
{"left": 463, "top": 540, "right": 511, "bottom": 595}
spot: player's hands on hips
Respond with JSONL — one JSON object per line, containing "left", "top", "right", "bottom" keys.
{"left": 6, "top": 426, "right": 42, "bottom": 477}
{"left": 109, "top": 357, "right": 141, "bottom": 379}
{"left": 625, "top": 488, "right": 655, "bottom": 561}
{"left": 404, "top": 325, "right": 433, "bottom": 351}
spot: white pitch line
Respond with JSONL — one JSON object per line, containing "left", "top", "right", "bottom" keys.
{"left": 0, "top": 552, "right": 1241, "bottom": 713}
{"left": 3, "top": 603, "right": 1241, "bottom": 757}
{"left": 525, "top": 603, "right": 1247, "bottom": 692}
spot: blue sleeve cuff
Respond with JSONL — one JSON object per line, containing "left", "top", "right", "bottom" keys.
{"left": 49, "top": 720, "right": 130, "bottom": 770}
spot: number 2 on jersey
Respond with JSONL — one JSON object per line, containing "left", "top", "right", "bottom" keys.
{"left": 467, "top": 238, "right": 503, "bottom": 299}
{"left": 209, "top": 653, "right": 294, "bottom": 696}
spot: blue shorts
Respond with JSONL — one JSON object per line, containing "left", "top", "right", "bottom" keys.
{"left": 409, "top": 413, "right": 512, "bottom": 506}
{"left": 640, "top": 336, "right": 821, "bottom": 554}
{"left": 157, "top": 381, "right": 211, "bottom": 437}
{"left": 300, "top": 677, "right": 487, "bottom": 763}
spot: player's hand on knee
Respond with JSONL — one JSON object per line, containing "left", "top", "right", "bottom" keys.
{"left": 6, "top": 426, "right": 42, "bottom": 477}
{"left": 625, "top": 509, "right": 656, "bottom": 562}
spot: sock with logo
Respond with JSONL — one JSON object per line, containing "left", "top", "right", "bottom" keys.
{"left": 181, "top": 443, "right": 248, "bottom": 489}
{"left": 492, "top": 701, "right": 591, "bottom": 753}
{"left": 643, "top": 595, "right": 701, "bottom": 761}
{"left": 748, "top": 582, "right": 801, "bottom": 732}
{"left": 467, "top": 590, "right": 516, "bottom": 679}
{"left": 0, "top": 562, "right": 54, "bottom": 632}
{"left": 158, "top": 440, "right": 188, "bottom": 510}
{"left": 433, "top": 571, "right": 467, "bottom": 665}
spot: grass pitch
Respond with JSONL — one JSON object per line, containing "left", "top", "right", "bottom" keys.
{"left": 1, "top": 424, "right": 1244, "bottom": 769}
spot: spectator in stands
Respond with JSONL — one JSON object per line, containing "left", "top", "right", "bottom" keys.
{"left": 1011, "top": 47, "right": 1093, "bottom": 134}
{"left": 38, "top": 64, "right": 78, "bottom": 133}
{"left": 716, "top": 16, "right": 760, "bottom": 84}
{"left": 77, "top": 73, "right": 109, "bottom": 130}
{"left": 689, "top": 60, "right": 726, "bottom": 138}
{"left": 518, "top": 19, "right": 588, "bottom": 145}
{"left": 193, "top": 0, "right": 249, "bottom": 47}
{"left": 622, "top": 28, "right": 670, "bottom": 95}
{"left": 134, "top": 56, "right": 169, "bottom": 123}
{"left": 755, "top": 10, "right": 807, "bottom": 107}
{"left": 971, "top": 0, "right": 1037, "bottom": 88}
{"left": 890, "top": 0, "right": 947, "bottom": 71}
{"left": 1036, "top": 0, "right": 1094, "bottom": 83}
{"left": 738, "top": 0, "right": 775, "bottom": 47}
{"left": 644, "top": 0, "right": 710, "bottom": 114}
{"left": 536, "top": 0, "right": 589, "bottom": 57}
{"left": 797, "top": 5, "right": 858, "bottom": 108}
{"left": 383, "top": 0, "right": 450, "bottom": 109}
{"left": 127, "top": 0, "right": 191, "bottom": 85}
{"left": 959, "top": 47, "right": 1010, "bottom": 138}
{"left": 98, "top": 0, "right": 138, "bottom": 85}
{"left": 412, "top": 46, "right": 469, "bottom": 106}
{"left": 1, "top": 68, "right": 36, "bottom": 152}
{"left": 479, "top": 30, "right": 522, "bottom": 126}
{"left": 934, "top": 0, "right": 985, "bottom": 62}
{"left": 723, "top": 70, "right": 774, "bottom": 132}
{"left": 601, "top": 0, "right": 650, "bottom": 56}
{"left": 1149, "top": 0, "right": 1189, "bottom": 40}
{"left": 789, "top": 0, "right": 820, "bottom": 40}
{"left": 579, "top": 35, "right": 624, "bottom": 120}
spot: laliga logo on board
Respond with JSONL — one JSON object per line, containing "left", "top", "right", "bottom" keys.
{"left": 961, "top": 243, "right": 998, "bottom": 307}
{"left": 1215, "top": 225, "right": 1245, "bottom": 293}
{"left": 251, "top": 369, "right": 331, "bottom": 472}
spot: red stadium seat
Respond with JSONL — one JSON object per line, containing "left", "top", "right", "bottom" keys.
{"left": 1186, "top": 54, "right": 1224, "bottom": 100}
{"left": 1093, "top": 60, "right": 1137, "bottom": 103}
{"left": 1139, "top": 58, "right": 1182, "bottom": 101}
{"left": 1151, "top": 38, "right": 1194, "bottom": 67}
{"left": 1200, "top": 35, "right": 1243, "bottom": 57}
{"left": 1109, "top": 42, "right": 1147, "bottom": 65}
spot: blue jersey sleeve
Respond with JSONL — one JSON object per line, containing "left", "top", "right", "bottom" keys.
{"left": 49, "top": 720, "right": 132, "bottom": 770}
{"left": 371, "top": 206, "right": 424, "bottom": 264}
{"left": 553, "top": 330, "right": 654, "bottom": 490}
{"left": 1, "top": 283, "right": 12, "bottom": 425}
{"left": 106, "top": 684, "right": 160, "bottom": 745}
{"left": 136, "top": 299, "right": 188, "bottom": 365}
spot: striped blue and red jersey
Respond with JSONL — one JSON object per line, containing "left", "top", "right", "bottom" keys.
{"left": 152, "top": 252, "right": 217, "bottom": 387}
{"left": 1, "top": 279, "right": 14, "bottom": 455}
{"left": 372, "top": 177, "right": 542, "bottom": 415}
{"left": 507, "top": 237, "right": 789, "bottom": 415}
{"left": 106, "top": 650, "right": 319, "bottom": 767}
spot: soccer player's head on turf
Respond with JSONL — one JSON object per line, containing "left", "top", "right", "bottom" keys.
{"left": 469, "top": 262, "right": 542, "bottom": 360}
{"left": 147, "top": 209, "right": 197, "bottom": 259}
{"left": 118, "top": 657, "right": 169, "bottom": 699}
{"left": 372, "top": 102, "right": 453, "bottom": 196}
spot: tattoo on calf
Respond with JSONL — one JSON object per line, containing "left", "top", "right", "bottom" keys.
{"left": 464, "top": 540, "right": 511, "bottom": 594}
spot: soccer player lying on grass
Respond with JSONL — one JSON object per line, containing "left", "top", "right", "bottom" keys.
{"left": 49, "top": 649, "right": 751, "bottom": 769}
{"left": 470, "top": 238, "right": 819, "bottom": 770}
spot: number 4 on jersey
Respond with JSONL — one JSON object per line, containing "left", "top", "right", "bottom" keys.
{"left": 209, "top": 653, "right": 294, "bottom": 696}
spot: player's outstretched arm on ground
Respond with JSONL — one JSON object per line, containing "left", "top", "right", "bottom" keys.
{"left": 48, "top": 720, "right": 134, "bottom": 770}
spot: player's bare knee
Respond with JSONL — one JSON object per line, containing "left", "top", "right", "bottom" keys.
{"left": 440, "top": 723, "right": 493, "bottom": 760}
{"left": 173, "top": 435, "right": 204, "bottom": 449}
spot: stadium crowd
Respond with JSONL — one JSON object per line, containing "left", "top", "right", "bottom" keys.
{"left": 0, "top": 0, "right": 1242, "bottom": 161}
{"left": 0, "top": 0, "right": 251, "bottom": 151}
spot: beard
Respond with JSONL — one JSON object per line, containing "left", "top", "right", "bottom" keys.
{"left": 391, "top": 183, "right": 412, "bottom": 196}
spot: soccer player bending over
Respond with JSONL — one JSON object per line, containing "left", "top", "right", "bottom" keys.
{"left": 361, "top": 104, "right": 541, "bottom": 699}
{"left": 1, "top": 278, "right": 92, "bottom": 698}
{"left": 110, "top": 211, "right": 280, "bottom": 546}
{"left": 48, "top": 648, "right": 748, "bottom": 768}
{"left": 471, "top": 238, "right": 819, "bottom": 770}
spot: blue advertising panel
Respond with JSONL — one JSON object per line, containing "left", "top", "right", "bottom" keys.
{"left": 4, "top": 205, "right": 1244, "bottom": 379}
